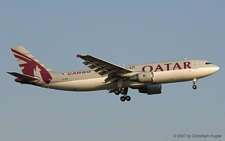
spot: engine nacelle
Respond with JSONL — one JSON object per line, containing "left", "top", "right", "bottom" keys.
{"left": 139, "top": 84, "right": 162, "bottom": 95}
{"left": 130, "top": 72, "right": 154, "bottom": 83}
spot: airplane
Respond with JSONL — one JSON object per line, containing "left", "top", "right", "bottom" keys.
{"left": 7, "top": 46, "right": 219, "bottom": 102}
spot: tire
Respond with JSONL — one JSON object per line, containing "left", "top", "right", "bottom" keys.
{"left": 114, "top": 89, "right": 120, "bottom": 95}
{"left": 120, "top": 96, "right": 125, "bottom": 102}
{"left": 192, "top": 85, "right": 197, "bottom": 89}
{"left": 125, "top": 96, "right": 131, "bottom": 101}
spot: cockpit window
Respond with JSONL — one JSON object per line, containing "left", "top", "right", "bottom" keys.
{"left": 205, "top": 62, "right": 213, "bottom": 65}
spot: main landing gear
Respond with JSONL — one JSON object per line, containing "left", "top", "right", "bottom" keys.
{"left": 192, "top": 78, "right": 197, "bottom": 90}
{"left": 111, "top": 79, "right": 131, "bottom": 102}
{"left": 120, "top": 95, "right": 131, "bottom": 102}
{"left": 113, "top": 88, "right": 131, "bottom": 102}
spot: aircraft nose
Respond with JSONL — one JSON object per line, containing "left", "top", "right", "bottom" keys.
{"left": 212, "top": 65, "right": 219, "bottom": 73}
{"left": 215, "top": 66, "right": 219, "bottom": 72}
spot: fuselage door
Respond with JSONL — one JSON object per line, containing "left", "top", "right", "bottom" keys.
{"left": 192, "top": 61, "right": 198, "bottom": 69}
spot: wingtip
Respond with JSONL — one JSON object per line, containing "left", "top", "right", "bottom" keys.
{"left": 77, "top": 54, "right": 82, "bottom": 58}
{"left": 77, "top": 54, "right": 90, "bottom": 58}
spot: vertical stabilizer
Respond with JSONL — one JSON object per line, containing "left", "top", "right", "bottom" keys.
{"left": 10, "top": 46, "right": 53, "bottom": 84}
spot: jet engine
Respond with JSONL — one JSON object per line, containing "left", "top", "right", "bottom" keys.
{"left": 138, "top": 84, "right": 162, "bottom": 95}
{"left": 130, "top": 72, "right": 154, "bottom": 83}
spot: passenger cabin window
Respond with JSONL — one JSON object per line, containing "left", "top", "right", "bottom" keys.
{"left": 205, "top": 62, "right": 213, "bottom": 65}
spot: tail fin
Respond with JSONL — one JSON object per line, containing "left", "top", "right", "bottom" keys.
{"left": 10, "top": 46, "right": 53, "bottom": 84}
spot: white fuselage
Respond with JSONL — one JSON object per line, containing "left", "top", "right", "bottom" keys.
{"left": 39, "top": 60, "right": 219, "bottom": 91}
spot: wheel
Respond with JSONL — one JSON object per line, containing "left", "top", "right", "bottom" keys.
{"left": 120, "top": 96, "right": 126, "bottom": 102}
{"left": 114, "top": 89, "right": 120, "bottom": 95}
{"left": 120, "top": 89, "right": 125, "bottom": 94}
{"left": 192, "top": 85, "right": 197, "bottom": 89}
{"left": 125, "top": 96, "right": 131, "bottom": 101}
{"left": 121, "top": 88, "right": 128, "bottom": 94}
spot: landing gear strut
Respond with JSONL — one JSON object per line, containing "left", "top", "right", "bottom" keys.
{"left": 192, "top": 78, "right": 197, "bottom": 90}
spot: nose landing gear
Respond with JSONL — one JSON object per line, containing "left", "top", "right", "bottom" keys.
{"left": 192, "top": 78, "right": 197, "bottom": 90}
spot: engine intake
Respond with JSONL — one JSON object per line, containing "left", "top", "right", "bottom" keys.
{"left": 139, "top": 84, "right": 162, "bottom": 95}
{"left": 130, "top": 72, "right": 154, "bottom": 83}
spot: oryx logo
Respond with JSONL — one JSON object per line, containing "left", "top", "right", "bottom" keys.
{"left": 11, "top": 49, "right": 52, "bottom": 84}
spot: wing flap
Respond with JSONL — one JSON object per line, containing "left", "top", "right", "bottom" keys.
{"left": 7, "top": 72, "right": 40, "bottom": 83}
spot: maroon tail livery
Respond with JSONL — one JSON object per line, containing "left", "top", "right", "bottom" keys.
{"left": 11, "top": 46, "right": 52, "bottom": 84}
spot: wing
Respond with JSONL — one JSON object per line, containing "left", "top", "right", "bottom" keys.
{"left": 77, "top": 54, "right": 137, "bottom": 84}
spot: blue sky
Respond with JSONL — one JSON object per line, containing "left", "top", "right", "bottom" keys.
{"left": 1, "top": 1, "right": 224, "bottom": 141}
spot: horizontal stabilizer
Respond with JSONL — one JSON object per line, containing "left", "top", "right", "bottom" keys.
{"left": 7, "top": 72, "right": 40, "bottom": 83}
